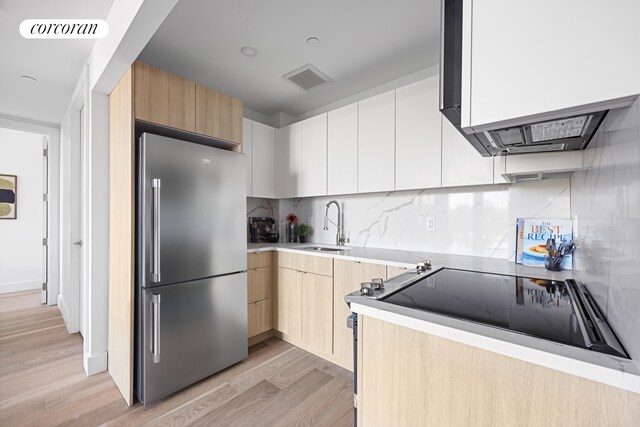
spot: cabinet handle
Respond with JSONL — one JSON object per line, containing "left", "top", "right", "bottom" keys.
{"left": 151, "top": 293, "right": 161, "bottom": 363}
{"left": 151, "top": 178, "right": 161, "bottom": 282}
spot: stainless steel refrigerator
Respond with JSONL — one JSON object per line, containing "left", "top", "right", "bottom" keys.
{"left": 136, "top": 133, "right": 247, "bottom": 405}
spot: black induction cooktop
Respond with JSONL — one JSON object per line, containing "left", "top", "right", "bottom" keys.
{"left": 382, "top": 268, "right": 626, "bottom": 356}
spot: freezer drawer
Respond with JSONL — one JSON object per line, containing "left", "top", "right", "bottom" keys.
{"left": 138, "top": 133, "right": 247, "bottom": 288}
{"left": 137, "top": 273, "right": 248, "bottom": 405}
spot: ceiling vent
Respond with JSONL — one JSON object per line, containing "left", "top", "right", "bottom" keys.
{"left": 283, "top": 64, "right": 332, "bottom": 91}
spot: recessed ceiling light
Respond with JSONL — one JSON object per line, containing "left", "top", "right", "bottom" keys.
{"left": 240, "top": 46, "right": 258, "bottom": 57}
{"left": 21, "top": 75, "right": 38, "bottom": 83}
{"left": 306, "top": 37, "right": 320, "bottom": 47}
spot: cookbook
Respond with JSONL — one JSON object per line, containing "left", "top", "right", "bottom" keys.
{"left": 517, "top": 218, "right": 573, "bottom": 269}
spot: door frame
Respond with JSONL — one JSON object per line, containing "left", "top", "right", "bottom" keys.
{"left": 60, "top": 68, "right": 89, "bottom": 333}
{"left": 0, "top": 114, "right": 60, "bottom": 306}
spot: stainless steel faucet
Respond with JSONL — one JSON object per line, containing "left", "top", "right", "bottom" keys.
{"left": 323, "top": 200, "right": 346, "bottom": 246}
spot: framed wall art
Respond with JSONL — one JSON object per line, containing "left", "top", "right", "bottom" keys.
{"left": 0, "top": 174, "right": 17, "bottom": 219}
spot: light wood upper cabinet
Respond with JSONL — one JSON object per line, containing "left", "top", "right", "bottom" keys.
{"left": 301, "top": 272, "right": 333, "bottom": 356}
{"left": 358, "top": 90, "right": 396, "bottom": 193}
{"left": 195, "top": 83, "right": 243, "bottom": 145}
{"left": 395, "top": 77, "right": 442, "bottom": 190}
{"left": 242, "top": 118, "right": 253, "bottom": 195}
{"left": 251, "top": 121, "right": 277, "bottom": 198}
{"left": 300, "top": 113, "right": 328, "bottom": 197}
{"left": 333, "top": 259, "right": 386, "bottom": 370}
{"left": 327, "top": 103, "right": 358, "bottom": 195}
{"left": 441, "top": 116, "right": 494, "bottom": 187}
{"left": 277, "top": 123, "right": 302, "bottom": 198}
{"left": 133, "top": 61, "right": 196, "bottom": 132}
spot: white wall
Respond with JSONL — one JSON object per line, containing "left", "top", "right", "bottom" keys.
{"left": 0, "top": 127, "right": 43, "bottom": 293}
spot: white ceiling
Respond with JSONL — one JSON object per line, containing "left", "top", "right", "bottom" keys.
{"left": 139, "top": 0, "right": 441, "bottom": 118}
{"left": 0, "top": 0, "right": 114, "bottom": 124}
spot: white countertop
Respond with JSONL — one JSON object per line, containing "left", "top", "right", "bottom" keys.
{"left": 247, "top": 242, "right": 640, "bottom": 394}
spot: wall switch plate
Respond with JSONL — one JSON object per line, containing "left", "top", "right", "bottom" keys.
{"left": 426, "top": 217, "right": 435, "bottom": 231}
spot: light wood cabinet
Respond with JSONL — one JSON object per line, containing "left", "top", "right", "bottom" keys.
{"left": 441, "top": 116, "right": 494, "bottom": 187}
{"left": 276, "top": 251, "right": 333, "bottom": 276}
{"left": 248, "top": 299, "right": 272, "bottom": 338}
{"left": 248, "top": 266, "right": 272, "bottom": 303}
{"left": 277, "top": 123, "right": 302, "bottom": 198}
{"left": 274, "top": 266, "right": 302, "bottom": 341}
{"left": 358, "top": 90, "right": 396, "bottom": 193}
{"left": 300, "top": 113, "right": 328, "bottom": 197}
{"left": 386, "top": 265, "right": 408, "bottom": 278}
{"left": 251, "top": 121, "right": 277, "bottom": 198}
{"left": 395, "top": 77, "right": 442, "bottom": 190}
{"left": 133, "top": 61, "right": 196, "bottom": 132}
{"left": 301, "top": 272, "right": 333, "bottom": 355}
{"left": 247, "top": 252, "right": 273, "bottom": 340}
{"left": 327, "top": 103, "right": 358, "bottom": 195}
{"left": 242, "top": 118, "right": 253, "bottom": 195}
{"left": 358, "top": 315, "right": 640, "bottom": 427}
{"left": 195, "top": 83, "right": 243, "bottom": 145}
{"left": 333, "top": 259, "right": 386, "bottom": 369}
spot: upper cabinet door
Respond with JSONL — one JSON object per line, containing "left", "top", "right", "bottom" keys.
{"left": 195, "top": 84, "right": 243, "bottom": 145}
{"left": 358, "top": 90, "right": 396, "bottom": 193}
{"left": 441, "top": 116, "right": 494, "bottom": 187}
{"left": 395, "top": 77, "right": 442, "bottom": 190}
{"left": 328, "top": 103, "right": 358, "bottom": 195}
{"left": 252, "top": 121, "right": 277, "bottom": 199}
{"left": 134, "top": 62, "right": 195, "bottom": 132}
{"left": 242, "top": 118, "right": 253, "bottom": 196}
{"left": 462, "top": 0, "right": 640, "bottom": 130}
{"left": 278, "top": 123, "right": 302, "bottom": 198}
{"left": 300, "top": 114, "right": 328, "bottom": 197}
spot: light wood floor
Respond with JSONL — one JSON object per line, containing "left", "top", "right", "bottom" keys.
{"left": 0, "top": 290, "right": 354, "bottom": 426}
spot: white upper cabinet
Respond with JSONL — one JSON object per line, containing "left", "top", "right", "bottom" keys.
{"left": 242, "top": 118, "right": 253, "bottom": 195}
{"left": 277, "top": 122, "right": 302, "bottom": 198}
{"left": 358, "top": 90, "right": 396, "bottom": 193}
{"left": 328, "top": 103, "right": 358, "bottom": 195}
{"left": 395, "top": 76, "right": 442, "bottom": 190}
{"left": 251, "top": 121, "right": 277, "bottom": 198}
{"left": 441, "top": 116, "right": 494, "bottom": 187}
{"left": 300, "top": 114, "right": 328, "bottom": 197}
{"left": 461, "top": 0, "right": 640, "bottom": 131}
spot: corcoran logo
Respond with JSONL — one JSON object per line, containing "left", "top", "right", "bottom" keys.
{"left": 19, "top": 19, "right": 108, "bottom": 39}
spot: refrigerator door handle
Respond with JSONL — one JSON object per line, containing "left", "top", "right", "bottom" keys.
{"left": 152, "top": 178, "right": 161, "bottom": 282}
{"left": 151, "top": 293, "right": 161, "bottom": 363}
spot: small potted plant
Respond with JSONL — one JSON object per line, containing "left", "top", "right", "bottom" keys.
{"left": 295, "top": 223, "right": 312, "bottom": 243}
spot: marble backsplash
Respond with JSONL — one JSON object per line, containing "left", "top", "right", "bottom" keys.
{"left": 251, "top": 178, "right": 571, "bottom": 261}
{"left": 571, "top": 98, "right": 640, "bottom": 362}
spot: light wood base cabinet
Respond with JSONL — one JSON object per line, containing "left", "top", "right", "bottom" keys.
{"left": 247, "top": 253, "right": 274, "bottom": 341}
{"left": 275, "top": 266, "right": 302, "bottom": 341}
{"left": 333, "top": 259, "right": 386, "bottom": 370}
{"left": 358, "top": 315, "right": 640, "bottom": 427}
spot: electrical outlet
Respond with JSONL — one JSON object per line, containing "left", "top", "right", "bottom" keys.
{"left": 426, "top": 217, "right": 435, "bottom": 231}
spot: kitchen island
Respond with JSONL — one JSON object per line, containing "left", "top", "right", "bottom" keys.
{"left": 249, "top": 243, "right": 640, "bottom": 426}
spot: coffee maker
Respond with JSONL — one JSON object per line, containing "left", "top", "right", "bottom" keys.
{"left": 248, "top": 217, "right": 279, "bottom": 243}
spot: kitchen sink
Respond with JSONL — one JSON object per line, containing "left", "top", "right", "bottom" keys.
{"left": 301, "top": 246, "right": 350, "bottom": 253}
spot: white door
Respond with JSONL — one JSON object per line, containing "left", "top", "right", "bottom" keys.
{"left": 300, "top": 113, "right": 327, "bottom": 197}
{"left": 277, "top": 123, "right": 302, "bottom": 198}
{"left": 252, "top": 121, "right": 277, "bottom": 198}
{"left": 75, "top": 105, "right": 85, "bottom": 335}
{"left": 358, "top": 90, "right": 396, "bottom": 193}
{"left": 328, "top": 103, "right": 358, "bottom": 195}
{"left": 41, "top": 137, "right": 48, "bottom": 304}
{"left": 242, "top": 118, "right": 253, "bottom": 196}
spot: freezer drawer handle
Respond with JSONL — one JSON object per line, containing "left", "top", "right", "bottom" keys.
{"left": 151, "top": 293, "right": 161, "bottom": 363}
{"left": 151, "top": 178, "right": 161, "bottom": 282}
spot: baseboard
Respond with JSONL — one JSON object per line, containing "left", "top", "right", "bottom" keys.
{"left": 84, "top": 351, "right": 108, "bottom": 376}
{"left": 248, "top": 329, "right": 275, "bottom": 347}
{"left": 0, "top": 279, "right": 41, "bottom": 294}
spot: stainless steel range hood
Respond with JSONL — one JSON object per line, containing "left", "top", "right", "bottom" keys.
{"left": 439, "top": 0, "right": 635, "bottom": 157}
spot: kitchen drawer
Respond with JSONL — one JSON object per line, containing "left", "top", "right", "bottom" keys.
{"left": 248, "top": 251, "right": 273, "bottom": 270}
{"left": 248, "top": 299, "right": 272, "bottom": 338}
{"left": 248, "top": 266, "right": 272, "bottom": 303}
{"left": 276, "top": 251, "right": 333, "bottom": 277}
